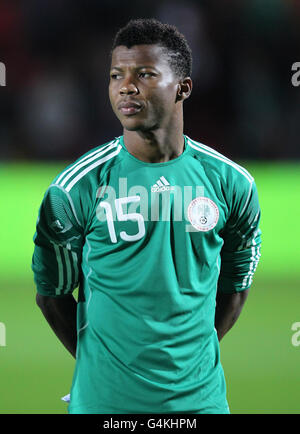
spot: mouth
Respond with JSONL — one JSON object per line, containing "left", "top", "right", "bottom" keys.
{"left": 118, "top": 101, "right": 143, "bottom": 116}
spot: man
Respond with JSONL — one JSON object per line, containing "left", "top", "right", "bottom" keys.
{"left": 32, "top": 18, "right": 261, "bottom": 414}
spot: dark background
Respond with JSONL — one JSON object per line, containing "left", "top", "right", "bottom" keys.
{"left": 1, "top": 0, "right": 299, "bottom": 162}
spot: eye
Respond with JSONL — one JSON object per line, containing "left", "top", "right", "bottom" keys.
{"left": 110, "top": 73, "right": 122, "bottom": 80}
{"left": 139, "top": 72, "right": 156, "bottom": 78}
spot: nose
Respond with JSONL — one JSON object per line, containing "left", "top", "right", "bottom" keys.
{"left": 119, "top": 75, "right": 139, "bottom": 96}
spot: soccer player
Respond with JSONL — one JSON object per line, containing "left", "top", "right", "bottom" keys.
{"left": 32, "top": 18, "right": 261, "bottom": 414}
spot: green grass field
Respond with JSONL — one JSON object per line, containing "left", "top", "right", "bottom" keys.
{"left": 0, "top": 162, "right": 299, "bottom": 414}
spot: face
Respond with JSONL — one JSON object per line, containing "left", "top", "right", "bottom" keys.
{"left": 109, "top": 44, "right": 182, "bottom": 132}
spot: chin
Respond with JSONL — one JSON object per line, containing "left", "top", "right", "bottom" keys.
{"left": 121, "top": 120, "right": 145, "bottom": 132}
{"left": 121, "top": 119, "right": 158, "bottom": 133}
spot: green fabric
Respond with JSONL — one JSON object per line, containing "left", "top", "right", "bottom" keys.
{"left": 32, "top": 135, "right": 261, "bottom": 414}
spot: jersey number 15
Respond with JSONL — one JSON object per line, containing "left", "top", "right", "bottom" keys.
{"left": 100, "top": 196, "right": 145, "bottom": 243}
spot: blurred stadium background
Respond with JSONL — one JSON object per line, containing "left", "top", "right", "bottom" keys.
{"left": 0, "top": 0, "right": 300, "bottom": 414}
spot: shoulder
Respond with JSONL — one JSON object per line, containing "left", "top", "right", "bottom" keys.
{"left": 51, "top": 137, "right": 123, "bottom": 195}
{"left": 185, "top": 135, "right": 254, "bottom": 190}
{"left": 41, "top": 137, "right": 122, "bottom": 228}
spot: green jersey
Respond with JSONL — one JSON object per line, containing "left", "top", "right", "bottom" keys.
{"left": 32, "top": 135, "right": 261, "bottom": 414}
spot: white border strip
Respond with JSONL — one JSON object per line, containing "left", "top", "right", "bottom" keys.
{"left": 52, "top": 243, "right": 64, "bottom": 295}
{"left": 59, "top": 140, "right": 118, "bottom": 189}
{"left": 55, "top": 140, "right": 116, "bottom": 186}
{"left": 65, "top": 144, "right": 122, "bottom": 192}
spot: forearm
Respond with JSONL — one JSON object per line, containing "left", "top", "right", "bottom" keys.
{"left": 214, "top": 289, "right": 249, "bottom": 341}
{"left": 36, "top": 293, "right": 77, "bottom": 358}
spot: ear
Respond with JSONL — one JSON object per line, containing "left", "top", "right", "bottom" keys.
{"left": 176, "top": 77, "right": 193, "bottom": 102}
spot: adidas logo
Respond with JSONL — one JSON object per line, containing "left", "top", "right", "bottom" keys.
{"left": 151, "top": 176, "right": 175, "bottom": 193}
{"left": 51, "top": 219, "right": 65, "bottom": 232}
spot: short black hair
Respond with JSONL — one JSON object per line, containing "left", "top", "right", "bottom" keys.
{"left": 111, "top": 18, "right": 192, "bottom": 79}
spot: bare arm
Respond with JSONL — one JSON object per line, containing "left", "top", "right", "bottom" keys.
{"left": 214, "top": 289, "right": 249, "bottom": 341}
{"left": 36, "top": 293, "right": 77, "bottom": 358}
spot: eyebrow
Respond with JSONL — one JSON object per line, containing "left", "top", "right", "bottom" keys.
{"left": 110, "top": 65, "right": 158, "bottom": 71}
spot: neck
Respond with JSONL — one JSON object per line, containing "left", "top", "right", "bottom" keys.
{"left": 123, "top": 117, "right": 185, "bottom": 163}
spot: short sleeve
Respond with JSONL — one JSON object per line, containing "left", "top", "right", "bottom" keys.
{"left": 32, "top": 185, "right": 84, "bottom": 297}
{"left": 218, "top": 179, "right": 262, "bottom": 294}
